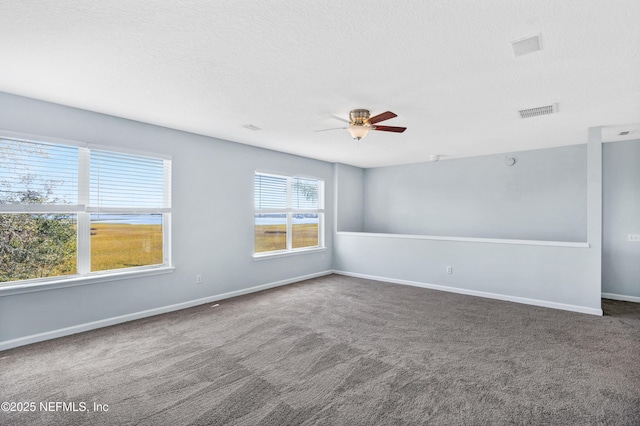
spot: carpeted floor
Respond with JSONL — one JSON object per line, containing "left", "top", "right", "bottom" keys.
{"left": 1, "top": 274, "right": 639, "bottom": 425}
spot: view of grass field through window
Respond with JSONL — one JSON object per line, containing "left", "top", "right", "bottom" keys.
{"left": 254, "top": 222, "right": 319, "bottom": 253}
{"left": 91, "top": 216, "right": 163, "bottom": 272}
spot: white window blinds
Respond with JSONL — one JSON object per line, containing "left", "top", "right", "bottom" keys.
{"left": 254, "top": 173, "right": 287, "bottom": 210}
{"left": 255, "top": 173, "right": 323, "bottom": 212}
{"left": 89, "top": 149, "right": 170, "bottom": 212}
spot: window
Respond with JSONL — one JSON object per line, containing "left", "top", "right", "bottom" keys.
{"left": 254, "top": 172, "right": 324, "bottom": 255}
{"left": 0, "top": 135, "right": 171, "bottom": 284}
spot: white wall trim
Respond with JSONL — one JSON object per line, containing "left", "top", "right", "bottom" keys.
{"left": 602, "top": 292, "right": 640, "bottom": 303}
{"left": 0, "top": 270, "right": 333, "bottom": 352}
{"left": 333, "top": 270, "right": 603, "bottom": 316}
{"left": 336, "top": 231, "right": 590, "bottom": 248}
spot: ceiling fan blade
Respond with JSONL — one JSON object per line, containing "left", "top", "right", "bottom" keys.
{"left": 369, "top": 111, "right": 397, "bottom": 124}
{"left": 372, "top": 125, "right": 407, "bottom": 133}
{"left": 330, "top": 114, "right": 350, "bottom": 124}
{"left": 314, "top": 126, "right": 348, "bottom": 132}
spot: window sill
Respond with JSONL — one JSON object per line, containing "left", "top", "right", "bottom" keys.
{"left": 253, "top": 247, "right": 327, "bottom": 261}
{"left": 0, "top": 266, "right": 176, "bottom": 297}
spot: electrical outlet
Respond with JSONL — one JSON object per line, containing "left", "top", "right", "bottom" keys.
{"left": 629, "top": 234, "right": 640, "bottom": 242}
{"left": 196, "top": 274, "right": 203, "bottom": 284}
{"left": 446, "top": 266, "right": 453, "bottom": 274}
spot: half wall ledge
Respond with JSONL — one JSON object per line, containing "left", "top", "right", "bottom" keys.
{"left": 336, "top": 232, "right": 590, "bottom": 248}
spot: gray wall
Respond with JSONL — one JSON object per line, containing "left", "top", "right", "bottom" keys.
{"left": 334, "top": 136, "right": 602, "bottom": 314}
{"left": 363, "top": 145, "right": 587, "bottom": 242}
{"left": 602, "top": 139, "right": 640, "bottom": 299}
{"left": 0, "top": 92, "right": 334, "bottom": 345}
{"left": 335, "top": 163, "right": 364, "bottom": 232}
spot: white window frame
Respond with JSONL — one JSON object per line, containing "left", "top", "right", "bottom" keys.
{"left": 254, "top": 171, "right": 325, "bottom": 258}
{"left": 0, "top": 131, "right": 172, "bottom": 287}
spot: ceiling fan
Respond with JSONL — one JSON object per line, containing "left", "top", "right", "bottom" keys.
{"left": 316, "top": 109, "right": 407, "bottom": 140}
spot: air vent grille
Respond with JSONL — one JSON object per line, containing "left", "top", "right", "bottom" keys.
{"left": 619, "top": 131, "right": 631, "bottom": 136}
{"left": 511, "top": 35, "right": 542, "bottom": 57}
{"left": 518, "top": 104, "right": 556, "bottom": 119}
{"left": 242, "top": 124, "right": 262, "bottom": 131}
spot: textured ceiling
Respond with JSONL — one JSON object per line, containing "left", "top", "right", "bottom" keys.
{"left": 0, "top": 1, "right": 639, "bottom": 167}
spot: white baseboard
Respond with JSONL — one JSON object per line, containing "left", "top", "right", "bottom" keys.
{"left": 0, "top": 270, "right": 333, "bottom": 352}
{"left": 602, "top": 292, "right": 640, "bottom": 303}
{"left": 333, "top": 270, "right": 603, "bottom": 316}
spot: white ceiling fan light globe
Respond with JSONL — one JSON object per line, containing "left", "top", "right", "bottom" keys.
{"left": 348, "top": 124, "right": 370, "bottom": 140}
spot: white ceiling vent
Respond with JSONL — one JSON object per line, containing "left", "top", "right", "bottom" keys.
{"left": 242, "top": 124, "right": 262, "bottom": 131}
{"left": 518, "top": 104, "right": 557, "bottom": 119}
{"left": 511, "top": 35, "right": 542, "bottom": 57}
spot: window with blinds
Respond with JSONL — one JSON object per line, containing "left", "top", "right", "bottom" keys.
{"left": 254, "top": 172, "right": 324, "bottom": 255}
{"left": 0, "top": 135, "right": 171, "bottom": 284}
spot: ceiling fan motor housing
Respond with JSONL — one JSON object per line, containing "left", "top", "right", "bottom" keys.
{"left": 349, "top": 109, "right": 371, "bottom": 125}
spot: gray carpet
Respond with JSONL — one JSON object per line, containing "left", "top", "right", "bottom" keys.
{"left": 1, "top": 274, "right": 640, "bottom": 425}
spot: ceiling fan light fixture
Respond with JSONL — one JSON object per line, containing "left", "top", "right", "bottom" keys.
{"left": 316, "top": 109, "right": 405, "bottom": 139}
{"left": 348, "top": 124, "right": 370, "bottom": 140}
